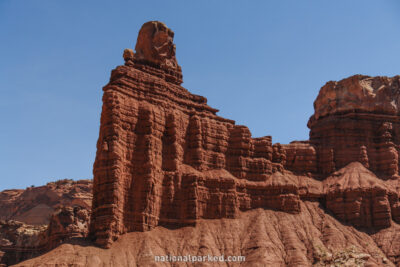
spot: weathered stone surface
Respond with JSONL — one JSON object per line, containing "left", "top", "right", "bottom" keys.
{"left": 309, "top": 75, "right": 400, "bottom": 178}
{"left": 282, "top": 141, "right": 317, "bottom": 174}
{"left": 0, "top": 179, "right": 92, "bottom": 225}
{"left": 15, "top": 202, "right": 392, "bottom": 267}
{"left": 0, "top": 181, "right": 92, "bottom": 266}
{"left": 0, "top": 206, "right": 91, "bottom": 267}
{"left": 7, "top": 21, "right": 400, "bottom": 266}
{"left": 88, "top": 21, "right": 400, "bottom": 254}
{"left": 90, "top": 21, "right": 299, "bottom": 248}
{"left": 324, "top": 162, "right": 400, "bottom": 229}
{"left": 0, "top": 220, "right": 47, "bottom": 266}
{"left": 46, "top": 206, "right": 90, "bottom": 250}
{"left": 312, "top": 75, "right": 400, "bottom": 120}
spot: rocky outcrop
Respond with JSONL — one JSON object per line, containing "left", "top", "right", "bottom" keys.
{"left": 281, "top": 141, "right": 317, "bottom": 175}
{"left": 15, "top": 202, "right": 392, "bottom": 267}
{"left": 312, "top": 75, "right": 400, "bottom": 120}
{"left": 6, "top": 20, "right": 400, "bottom": 266}
{"left": 89, "top": 21, "right": 400, "bottom": 252}
{"left": 0, "top": 220, "right": 46, "bottom": 266}
{"left": 324, "top": 162, "right": 400, "bottom": 229}
{"left": 0, "top": 206, "right": 91, "bottom": 266}
{"left": 90, "top": 21, "right": 296, "bottom": 248}
{"left": 46, "top": 206, "right": 90, "bottom": 250}
{"left": 308, "top": 75, "right": 400, "bottom": 178}
{"left": 0, "top": 181, "right": 92, "bottom": 266}
{"left": 0, "top": 179, "right": 92, "bottom": 225}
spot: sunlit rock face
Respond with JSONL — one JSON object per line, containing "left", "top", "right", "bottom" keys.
{"left": 309, "top": 75, "right": 400, "bottom": 177}
{"left": 89, "top": 21, "right": 400, "bottom": 252}
{"left": 89, "top": 21, "right": 304, "bottom": 248}
{"left": 3, "top": 20, "right": 400, "bottom": 267}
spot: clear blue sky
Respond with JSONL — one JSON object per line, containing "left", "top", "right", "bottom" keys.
{"left": 1, "top": 1, "right": 400, "bottom": 190}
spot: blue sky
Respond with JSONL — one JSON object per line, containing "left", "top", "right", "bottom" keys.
{"left": 1, "top": 1, "right": 400, "bottom": 190}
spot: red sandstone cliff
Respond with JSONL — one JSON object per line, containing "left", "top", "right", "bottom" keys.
{"left": 90, "top": 21, "right": 301, "bottom": 249}
{"left": 7, "top": 21, "right": 400, "bottom": 266}
{"left": 0, "top": 180, "right": 92, "bottom": 266}
{"left": 89, "top": 21, "right": 400, "bottom": 250}
{"left": 0, "top": 179, "right": 92, "bottom": 225}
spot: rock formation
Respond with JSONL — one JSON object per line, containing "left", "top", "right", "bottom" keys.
{"left": 0, "top": 220, "right": 46, "bottom": 266}
{"left": 6, "top": 20, "right": 400, "bottom": 266}
{"left": 308, "top": 75, "right": 400, "bottom": 178}
{"left": 88, "top": 20, "right": 400, "bottom": 256}
{"left": 0, "top": 179, "right": 92, "bottom": 225}
{"left": 90, "top": 21, "right": 306, "bottom": 248}
{"left": 0, "top": 181, "right": 92, "bottom": 266}
{"left": 13, "top": 202, "right": 394, "bottom": 267}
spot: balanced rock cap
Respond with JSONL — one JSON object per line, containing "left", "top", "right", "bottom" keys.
{"left": 135, "top": 21, "right": 179, "bottom": 69}
{"left": 123, "top": 21, "right": 182, "bottom": 85}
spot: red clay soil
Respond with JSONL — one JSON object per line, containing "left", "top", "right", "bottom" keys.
{"left": 14, "top": 202, "right": 393, "bottom": 266}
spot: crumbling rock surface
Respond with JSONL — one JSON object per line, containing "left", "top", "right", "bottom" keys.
{"left": 308, "top": 75, "right": 400, "bottom": 177}
{"left": 0, "top": 220, "right": 46, "bottom": 266}
{"left": 312, "top": 75, "right": 400, "bottom": 120}
{"left": 0, "top": 181, "right": 92, "bottom": 266}
{"left": 0, "top": 206, "right": 90, "bottom": 266}
{"left": 7, "top": 21, "right": 400, "bottom": 266}
{"left": 0, "top": 179, "right": 92, "bottom": 225}
{"left": 14, "top": 202, "right": 393, "bottom": 267}
{"left": 46, "top": 206, "right": 90, "bottom": 250}
{"left": 88, "top": 21, "right": 400, "bottom": 260}
{"left": 324, "top": 162, "right": 400, "bottom": 229}
{"left": 90, "top": 21, "right": 297, "bottom": 248}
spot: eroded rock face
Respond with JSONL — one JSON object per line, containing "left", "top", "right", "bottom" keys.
{"left": 124, "top": 21, "right": 183, "bottom": 85}
{"left": 0, "top": 220, "right": 46, "bottom": 266}
{"left": 89, "top": 21, "right": 400, "bottom": 250}
{"left": 324, "top": 162, "right": 400, "bottom": 229}
{"left": 6, "top": 21, "right": 400, "bottom": 266}
{"left": 0, "top": 181, "right": 92, "bottom": 266}
{"left": 0, "top": 179, "right": 92, "bottom": 225}
{"left": 90, "top": 21, "right": 301, "bottom": 248}
{"left": 308, "top": 76, "right": 400, "bottom": 229}
{"left": 46, "top": 206, "right": 90, "bottom": 250}
{"left": 0, "top": 206, "right": 91, "bottom": 266}
{"left": 14, "top": 202, "right": 393, "bottom": 267}
{"left": 309, "top": 75, "right": 400, "bottom": 177}
{"left": 312, "top": 75, "right": 400, "bottom": 120}
{"left": 134, "top": 21, "right": 180, "bottom": 70}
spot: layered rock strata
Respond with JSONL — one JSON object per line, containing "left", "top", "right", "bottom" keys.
{"left": 0, "top": 181, "right": 92, "bottom": 266}
{"left": 0, "top": 206, "right": 90, "bottom": 266}
{"left": 308, "top": 75, "right": 400, "bottom": 177}
{"left": 324, "top": 162, "right": 400, "bottom": 229}
{"left": 90, "top": 21, "right": 298, "bottom": 248}
{"left": 15, "top": 202, "right": 393, "bottom": 267}
{"left": 0, "top": 179, "right": 92, "bottom": 225}
{"left": 90, "top": 21, "right": 400, "bottom": 249}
